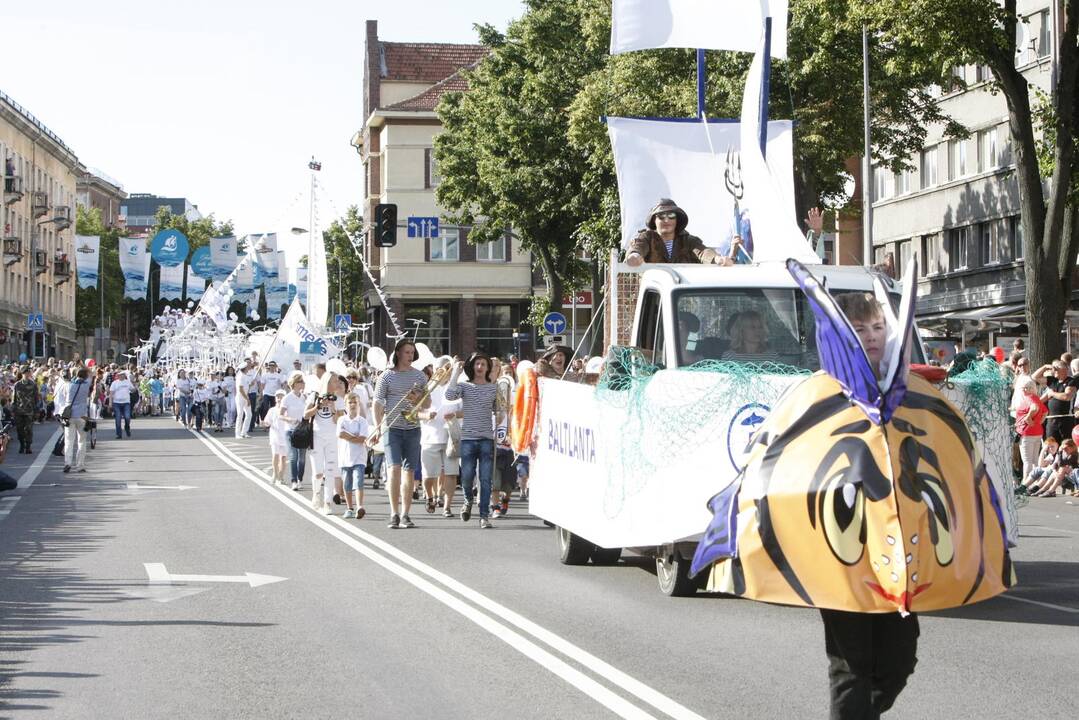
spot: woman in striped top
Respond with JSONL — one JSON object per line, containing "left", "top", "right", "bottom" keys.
{"left": 445, "top": 352, "right": 501, "bottom": 529}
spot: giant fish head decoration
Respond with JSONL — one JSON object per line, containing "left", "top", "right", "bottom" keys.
{"left": 691, "top": 259, "right": 1013, "bottom": 613}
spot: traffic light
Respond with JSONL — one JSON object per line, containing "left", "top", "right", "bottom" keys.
{"left": 374, "top": 203, "right": 398, "bottom": 247}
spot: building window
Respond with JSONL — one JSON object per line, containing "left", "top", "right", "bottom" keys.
{"left": 1009, "top": 215, "right": 1024, "bottom": 260}
{"left": 897, "top": 239, "right": 913, "bottom": 276}
{"left": 895, "top": 168, "right": 913, "bottom": 196}
{"left": 1038, "top": 9, "right": 1051, "bottom": 58}
{"left": 948, "top": 139, "right": 968, "bottom": 180}
{"left": 404, "top": 303, "right": 451, "bottom": 356}
{"left": 975, "top": 64, "right": 993, "bottom": 83}
{"left": 921, "top": 146, "right": 938, "bottom": 188}
{"left": 921, "top": 233, "right": 941, "bottom": 276}
{"left": 424, "top": 148, "right": 441, "bottom": 189}
{"left": 978, "top": 129, "right": 998, "bottom": 172}
{"left": 948, "top": 226, "right": 969, "bottom": 271}
{"left": 950, "top": 64, "right": 967, "bottom": 91}
{"left": 873, "top": 165, "right": 891, "bottom": 201}
{"left": 476, "top": 303, "right": 518, "bottom": 359}
{"left": 430, "top": 228, "right": 459, "bottom": 262}
{"left": 475, "top": 237, "right": 505, "bottom": 262}
{"left": 978, "top": 221, "right": 1000, "bottom": 265}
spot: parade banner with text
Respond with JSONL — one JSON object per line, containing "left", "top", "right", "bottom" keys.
{"left": 210, "top": 236, "right": 238, "bottom": 282}
{"left": 118, "top": 238, "right": 148, "bottom": 299}
{"left": 74, "top": 235, "right": 100, "bottom": 289}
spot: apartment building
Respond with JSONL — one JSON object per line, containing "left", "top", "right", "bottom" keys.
{"left": 1, "top": 90, "right": 79, "bottom": 360}
{"left": 870, "top": 1, "right": 1063, "bottom": 350}
{"left": 76, "top": 167, "right": 127, "bottom": 229}
{"left": 121, "top": 193, "right": 201, "bottom": 236}
{"left": 356, "top": 20, "right": 536, "bottom": 359}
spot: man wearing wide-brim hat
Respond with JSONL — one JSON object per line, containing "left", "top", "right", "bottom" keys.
{"left": 625, "top": 198, "right": 735, "bottom": 267}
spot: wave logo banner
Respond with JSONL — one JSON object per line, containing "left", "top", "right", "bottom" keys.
{"left": 190, "top": 246, "right": 213, "bottom": 278}
{"left": 159, "top": 263, "right": 185, "bottom": 301}
{"left": 210, "top": 236, "right": 238, "bottom": 282}
{"left": 74, "top": 235, "right": 100, "bottom": 289}
{"left": 119, "top": 238, "right": 148, "bottom": 299}
{"left": 150, "top": 229, "right": 189, "bottom": 267}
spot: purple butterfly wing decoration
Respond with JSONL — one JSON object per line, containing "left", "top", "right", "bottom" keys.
{"left": 786, "top": 259, "right": 884, "bottom": 424}
{"left": 690, "top": 480, "right": 740, "bottom": 577}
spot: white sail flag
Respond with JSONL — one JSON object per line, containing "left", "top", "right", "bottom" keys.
{"left": 119, "top": 238, "right": 148, "bottom": 299}
{"left": 74, "top": 235, "right": 100, "bottom": 289}
{"left": 210, "top": 236, "right": 238, "bottom": 282}
{"left": 197, "top": 282, "right": 231, "bottom": 330}
{"left": 607, "top": 116, "right": 795, "bottom": 256}
{"left": 739, "top": 36, "right": 819, "bottom": 264}
{"left": 272, "top": 299, "right": 340, "bottom": 367}
{"left": 611, "top": 0, "right": 788, "bottom": 59}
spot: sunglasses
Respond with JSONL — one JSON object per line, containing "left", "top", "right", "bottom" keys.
{"left": 655, "top": 212, "right": 678, "bottom": 221}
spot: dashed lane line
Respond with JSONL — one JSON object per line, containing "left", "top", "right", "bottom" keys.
{"left": 192, "top": 428, "right": 708, "bottom": 720}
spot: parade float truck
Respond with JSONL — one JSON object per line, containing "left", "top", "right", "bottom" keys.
{"left": 526, "top": 260, "right": 1016, "bottom": 597}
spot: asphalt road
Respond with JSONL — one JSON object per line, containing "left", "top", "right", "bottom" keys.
{"left": 1, "top": 417, "right": 1077, "bottom": 719}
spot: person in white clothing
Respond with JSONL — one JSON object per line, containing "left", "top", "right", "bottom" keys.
{"left": 109, "top": 371, "right": 135, "bottom": 439}
{"left": 279, "top": 373, "right": 308, "bottom": 490}
{"left": 305, "top": 372, "right": 345, "bottom": 514}
{"left": 59, "top": 368, "right": 92, "bottom": 473}
{"left": 418, "top": 356, "right": 461, "bottom": 517}
{"left": 266, "top": 390, "right": 290, "bottom": 485}
{"left": 258, "top": 362, "right": 284, "bottom": 423}
{"left": 234, "top": 361, "right": 253, "bottom": 439}
{"left": 337, "top": 394, "right": 370, "bottom": 519}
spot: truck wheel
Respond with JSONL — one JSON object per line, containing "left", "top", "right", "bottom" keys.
{"left": 656, "top": 546, "right": 698, "bottom": 597}
{"left": 558, "top": 526, "right": 595, "bottom": 566}
{"left": 590, "top": 546, "right": 622, "bottom": 566}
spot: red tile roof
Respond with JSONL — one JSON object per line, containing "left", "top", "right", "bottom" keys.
{"left": 381, "top": 42, "right": 488, "bottom": 83}
{"left": 385, "top": 69, "right": 474, "bottom": 112}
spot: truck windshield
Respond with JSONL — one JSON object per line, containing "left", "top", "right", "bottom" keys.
{"left": 672, "top": 288, "right": 922, "bottom": 371}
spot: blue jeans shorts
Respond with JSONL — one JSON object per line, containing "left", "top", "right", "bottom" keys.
{"left": 385, "top": 427, "right": 421, "bottom": 472}
{"left": 342, "top": 465, "right": 365, "bottom": 493}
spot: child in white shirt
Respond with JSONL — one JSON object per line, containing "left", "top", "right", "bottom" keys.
{"left": 337, "top": 394, "right": 370, "bottom": 519}
{"left": 266, "top": 390, "right": 290, "bottom": 485}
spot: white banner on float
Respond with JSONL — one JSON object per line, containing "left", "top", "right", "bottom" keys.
{"left": 186, "top": 266, "right": 205, "bottom": 301}
{"left": 611, "top": 0, "right": 788, "bottom": 59}
{"left": 74, "top": 235, "right": 100, "bottom": 289}
{"left": 210, "top": 236, "right": 238, "bottom": 282}
{"left": 607, "top": 116, "right": 800, "bottom": 261}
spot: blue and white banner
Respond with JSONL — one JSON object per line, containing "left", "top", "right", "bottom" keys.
{"left": 611, "top": 0, "right": 788, "bottom": 59}
{"left": 190, "top": 246, "right": 213, "bottom": 278}
{"left": 150, "top": 229, "right": 189, "bottom": 267}
{"left": 271, "top": 299, "right": 341, "bottom": 366}
{"left": 210, "top": 236, "right": 238, "bottom": 282}
{"left": 296, "top": 267, "right": 308, "bottom": 309}
{"left": 74, "top": 235, "right": 100, "bottom": 289}
{"left": 266, "top": 250, "right": 290, "bottom": 321}
{"left": 231, "top": 257, "right": 256, "bottom": 310}
{"left": 159, "top": 263, "right": 185, "bottom": 300}
{"left": 119, "top": 237, "right": 148, "bottom": 299}
{"left": 186, "top": 266, "right": 205, "bottom": 301}
{"left": 251, "top": 233, "right": 279, "bottom": 283}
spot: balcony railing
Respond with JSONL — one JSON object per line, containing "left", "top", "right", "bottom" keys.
{"left": 52, "top": 205, "right": 72, "bottom": 230}
{"left": 31, "top": 191, "right": 48, "bottom": 219}
{"left": 2, "top": 236, "right": 21, "bottom": 266}
{"left": 3, "top": 175, "right": 24, "bottom": 205}
{"left": 54, "top": 258, "right": 72, "bottom": 281}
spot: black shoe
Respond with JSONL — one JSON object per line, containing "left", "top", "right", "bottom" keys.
{"left": 388, "top": 514, "right": 400, "bottom": 529}
{"left": 63, "top": 465, "right": 70, "bottom": 473}
{"left": 126, "top": 429, "right": 131, "bottom": 437}
{"left": 461, "top": 502, "right": 472, "bottom": 523}
{"left": 332, "top": 493, "right": 343, "bottom": 505}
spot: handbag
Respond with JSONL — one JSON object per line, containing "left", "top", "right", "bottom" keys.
{"left": 60, "top": 380, "right": 85, "bottom": 425}
{"left": 446, "top": 417, "right": 462, "bottom": 459}
{"left": 290, "top": 419, "right": 314, "bottom": 449}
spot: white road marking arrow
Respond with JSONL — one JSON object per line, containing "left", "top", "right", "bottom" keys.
{"left": 127, "top": 483, "right": 198, "bottom": 491}
{"left": 144, "top": 563, "right": 287, "bottom": 588}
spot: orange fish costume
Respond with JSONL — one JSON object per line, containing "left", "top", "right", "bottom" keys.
{"left": 692, "top": 259, "right": 1014, "bottom": 613}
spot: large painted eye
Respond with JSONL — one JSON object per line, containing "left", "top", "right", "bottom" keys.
{"left": 920, "top": 474, "right": 954, "bottom": 566}
{"left": 820, "top": 470, "right": 866, "bottom": 566}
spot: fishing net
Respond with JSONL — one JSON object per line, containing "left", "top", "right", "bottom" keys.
{"left": 595, "top": 347, "right": 811, "bottom": 518}
{"left": 942, "top": 360, "right": 1024, "bottom": 528}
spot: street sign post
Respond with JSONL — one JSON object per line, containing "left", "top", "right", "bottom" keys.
{"left": 26, "top": 313, "right": 44, "bottom": 332}
{"left": 334, "top": 314, "right": 352, "bottom": 332}
{"left": 542, "top": 312, "right": 567, "bottom": 335}
{"left": 407, "top": 216, "right": 440, "bottom": 238}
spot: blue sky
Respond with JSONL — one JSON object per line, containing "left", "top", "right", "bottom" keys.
{"left": 3, "top": 0, "right": 524, "bottom": 251}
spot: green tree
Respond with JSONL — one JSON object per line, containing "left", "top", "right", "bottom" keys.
{"left": 74, "top": 205, "right": 126, "bottom": 341}
{"left": 861, "top": 0, "right": 1079, "bottom": 364}
{"left": 435, "top": 0, "right": 605, "bottom": 324}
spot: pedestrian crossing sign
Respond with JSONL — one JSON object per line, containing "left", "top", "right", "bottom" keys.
{"left": 334, "top": 314, "right": 352, "bottom": 333}
{"left": 26, "top": 313, "right": 45, "bottom": 331}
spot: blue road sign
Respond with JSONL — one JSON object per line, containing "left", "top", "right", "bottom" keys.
{"left": 26, "top": 313, "right": 45, "bottom": 331}
{"left": 407, "top": 217, "right": 440, "bottom": 238}
{"left": 542, "top": 312, "right": 567, "bottom": 335}
{"left": 334, "top": 314, "right": 352, "bottom": 332}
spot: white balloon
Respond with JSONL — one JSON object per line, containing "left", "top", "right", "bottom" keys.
{"left": 367, "top": 347, "right": 387, "bottom": 371}
{"left": 229, "top": 312, "right": 238, "bottom": 321}
{"left": 251, "top": 312, "right": 261, "bottom": 320}
{"left": 515, "top": 360, "right": 535, "bottom": 382}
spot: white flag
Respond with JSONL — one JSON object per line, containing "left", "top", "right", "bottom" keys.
{"left": 739, "top": 40, "right": 818, "bottom": 264}
{"left": 186, "top": 266, "right": 205, "bottom": 301}
{"left": 74, "top": 235, "right": 100, "bottom": 289}
{"left": 159, "top": 263, "right": 185, "bottom": 300}
{"left": 611, "top": 0, "right": 788, "bottom": 59}
{"left": 308, "top": 228, "right": 329, "bottom": 328}
{"left": 119, "top": 238, "right": 148, "bottom": 299}
{"left": 273, "top": 299, "right": 340, "bottom": 367}
{"left": 211, "top": 236, "right": 238, "bottom": 282}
